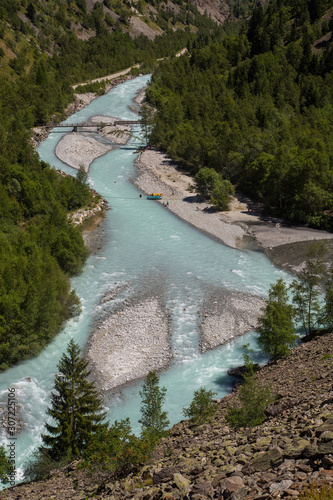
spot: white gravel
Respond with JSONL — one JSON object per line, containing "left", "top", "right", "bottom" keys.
{"left": 200, "top": 291, "right": 265, "bottom": 352}
{"left": 86, "top": 298, "right": 171, "bottom": 391}
{"left": 55, "top": 133, "right": 113, "bottom": 171}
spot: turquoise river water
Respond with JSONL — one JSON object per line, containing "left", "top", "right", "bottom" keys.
{"left": 0, "top": 75, "right": 290, "bottom": 485}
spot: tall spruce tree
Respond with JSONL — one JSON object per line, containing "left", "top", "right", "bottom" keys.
{"left": 41, "top": 339, "right": 108, "bottom": 461}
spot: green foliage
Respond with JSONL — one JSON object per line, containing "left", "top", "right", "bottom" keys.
{"left": 290, "top": 242, "right": 328, "bottom": 336}
{"left": 211, "top": 178, "right": 235, "bottom": 211}
{"left": 324, "top": 269, "right": 333, "bottom": 329}
{"left": 195, "top": 167, "right": 221, "bottom": 200}
{"left": 75, "top": 81, "right": 106, "bottom": 95}
{"left": 76, "top": 165, "right": 88, "bottom": 187}
{"left": 139, "top": 371, "right": 170, "bottom": 441}
{"left": 41, "top": 340, "right": 108, "bottom": 462}
{"left": 195, "top": 167, "right": 234, "bottom": 210}
{"left": 257, "top": 278, "right": 298, "bottom": 362}
{"left": 0, "top": 151, "right": 91, "bottom": 370}
{"left": 0, "top": 445, "right": 12, "bottom": 484}
{"left": 226, "top": 374, "right": 274, "bottom": 429}
{"left": 182, "top": 387, "right": 217, "bottom": 424}
{"left": 83, "top": 419, "right": 151, "bottom": 477}
{"left": 23, "top": 448, "right": 69, "bottom": 482}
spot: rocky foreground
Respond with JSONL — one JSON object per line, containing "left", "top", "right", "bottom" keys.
{"left": 3, "top": 331, "right": 333, "bottom": 499}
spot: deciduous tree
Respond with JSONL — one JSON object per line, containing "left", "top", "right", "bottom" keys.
{"left": 290, "top": 243, "right": 327, "bottom": 336}
{"left": 257, "top": 278, "right": 297, "bottom": 361}
{"left": 139, "top": 371, "right": 169, "bottom": 441}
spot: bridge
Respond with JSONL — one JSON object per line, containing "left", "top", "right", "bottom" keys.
{"left": 47, "top": 120, "right": 143, "bottom": 132}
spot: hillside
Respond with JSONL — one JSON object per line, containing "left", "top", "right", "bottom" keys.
{"left": 0, "top": 0, "right": 222, "bottom": 84}
{"left": 2, "top": 331, "right": 333, "bottom": 498}
{"left": 146, "top": 0, "right": 333, "bottom": 230}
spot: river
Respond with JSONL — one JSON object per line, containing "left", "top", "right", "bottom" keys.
{"left": 0, "top": 75, "right": 289, "bottom": 484}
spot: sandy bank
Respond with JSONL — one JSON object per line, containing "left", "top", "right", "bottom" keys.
{"left": 134, "top": 149, "right": 333, "bottom": 273}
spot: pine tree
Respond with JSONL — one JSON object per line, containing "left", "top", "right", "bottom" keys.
{"left": 41, "top": 339, "right": 108, "bottom": 461}
{"left": 257, "top": 278, "right": 297, "bottom": 361}
{"left": 138, "top": 371, "right": 169, "bottom": 440}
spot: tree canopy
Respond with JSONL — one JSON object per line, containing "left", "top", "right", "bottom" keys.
{"left": 146, "top": 0, "right": 333, "bottom": 227}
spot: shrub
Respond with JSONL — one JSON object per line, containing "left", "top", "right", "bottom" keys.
{"left": 299, "top": 483, "right": 333, "bottom": 499}
{"left": 0, "top": 445, "right": 12, "bottom": 484}
{"left": 211, "top": 179, "right": 235, "bottom": 211}
{"left": 182, "top": 387, "right": 217, "bottom": 424}
{"left": 226, "top": 374, "right": 274, "bottom": 430}
{"left": 82, "top": 419, "right": 151, "bottom": 477}
{"left": 24, "top": 448, "right": 69, "bottom": 482}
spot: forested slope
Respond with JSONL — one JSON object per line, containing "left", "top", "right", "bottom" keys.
{"left": 147, "top": 0, "right": 333, "bottom": 228}
{"left": 0, "top": 1, "right": 224, "bottom": 370}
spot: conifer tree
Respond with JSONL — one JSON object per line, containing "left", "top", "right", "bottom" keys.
{"left": 41, "top": 339, "right": 108, "bottom": 461}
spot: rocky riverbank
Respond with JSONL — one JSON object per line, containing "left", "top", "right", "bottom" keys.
{"left": 85, "top": 283, "right": 266, "bottom": 392}
{"left": 31, "top": 75, "right": 134, "bottom": 148}
{"left": 4, "top": 331, "right": 333, "bottom": 499}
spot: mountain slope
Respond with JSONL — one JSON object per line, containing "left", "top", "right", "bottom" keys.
{"left": 2, "top": 332, "right": 333, "bottom": 498}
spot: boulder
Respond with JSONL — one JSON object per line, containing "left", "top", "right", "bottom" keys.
{"left": 173, "top": 473, "right": 191, "bottom": 494}
{"left": 244, "top": 447, "right": 283, "bottom": 473}
{"left": 283, "top": 439, "right": 311, "bottom": 458}
{"left": 219, "top": 476, "right": 244, "bottom": 497}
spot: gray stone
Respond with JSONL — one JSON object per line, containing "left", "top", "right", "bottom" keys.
{"left": 319, "top": 430, "right": 333, "bottom": 442}
{"left": 246, "top": 448, "right": 283, "bottom": 472}
{"left": 220, "top": 476, "right": 244, "bottom": 495}
{"left": 283, "top": 439, "right": 311, "bottom": 458}
{"left": 173, "top": 473, "right": 191, "bottom": 493}
{"left": 318, "top": 440, "right": 333, "bottom": 455}
{"left": 269, "top": 479, "right": 293, "bottom": 496}
{"left": 192, "top": 481, "right": 212, "bottom": 494}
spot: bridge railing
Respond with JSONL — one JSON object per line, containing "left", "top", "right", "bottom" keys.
{"left": 46, "top": 120, "right": 143, "bottom": 128}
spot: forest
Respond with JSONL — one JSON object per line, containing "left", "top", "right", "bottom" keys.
{"left": 146, "top": 0, "right": 333, "bottom": 228}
